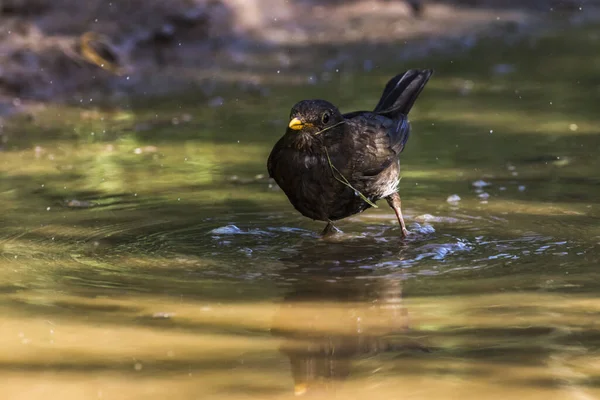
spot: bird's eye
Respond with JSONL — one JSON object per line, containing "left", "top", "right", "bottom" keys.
{"left": 321, "top": 111, "right": 330, "bottom": 124}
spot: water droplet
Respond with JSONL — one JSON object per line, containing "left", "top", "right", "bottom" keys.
{"left": 472, "top": 180, "right": 491, "bottom": 188}
{"left": 210, "top": 225, "right": 243, "bottom": 235}
{"left": 447, "top": 194, "right": 461, "bottom": 203}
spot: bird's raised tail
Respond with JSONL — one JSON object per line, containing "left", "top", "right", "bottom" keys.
{"left": 372, "top": 69, "right": 433, "bottom": 118}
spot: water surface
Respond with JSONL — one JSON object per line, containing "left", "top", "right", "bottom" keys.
{"left": 1, "top": 24, "right": 599, "bottom": 400}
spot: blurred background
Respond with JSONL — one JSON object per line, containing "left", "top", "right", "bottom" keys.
{"left": 0, "top": 0, "right": 597, "bottom": 112}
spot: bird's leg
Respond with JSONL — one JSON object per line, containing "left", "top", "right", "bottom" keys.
{"left": 386, "top": 192, "right": 409, "bottom": 238}
{"left": 321, "top": 221, "right": 342, "bottom": 237}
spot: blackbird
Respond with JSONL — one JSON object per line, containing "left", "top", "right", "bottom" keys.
{"left": 267, "top": 69, "right": 433, "bottom": 238}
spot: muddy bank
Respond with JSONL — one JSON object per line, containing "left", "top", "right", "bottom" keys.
{"left": 0, "top": 0, "right": 597, "bottom": 115}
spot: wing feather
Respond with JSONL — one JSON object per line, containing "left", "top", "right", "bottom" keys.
{"left": 335, "top": 113, "right": 410, "bottom": 179}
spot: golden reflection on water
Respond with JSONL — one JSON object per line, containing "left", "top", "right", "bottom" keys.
{"left": 1, "top": 273, "right": 599, "bottom": 400}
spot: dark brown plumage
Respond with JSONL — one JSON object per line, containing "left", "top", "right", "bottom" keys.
{"left": 267, "top": 69, "right": 433, "bottom": 238}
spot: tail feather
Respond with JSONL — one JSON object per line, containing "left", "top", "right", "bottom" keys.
{"left": 373, "top": 69, "right": 433, "bottom": 118}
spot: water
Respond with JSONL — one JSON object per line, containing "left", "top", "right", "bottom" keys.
{"left": 1, "top": 24, "right": 600, "bottom": 400}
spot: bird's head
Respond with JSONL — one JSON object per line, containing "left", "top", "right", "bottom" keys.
{"left": 287, "top": 100, "right": 344, "bottom": 136}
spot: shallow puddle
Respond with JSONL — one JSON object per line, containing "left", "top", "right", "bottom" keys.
{"left": 1, "top": 22, "right": 600, "bottom": 400}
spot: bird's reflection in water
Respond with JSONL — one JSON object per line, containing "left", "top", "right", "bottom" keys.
{"left": 271, "top": 239, "right": 428, "bottom": 396}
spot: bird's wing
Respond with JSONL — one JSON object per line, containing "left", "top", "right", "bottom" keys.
{"left": 341, "top": 113, "right": 410, "bottom": 177}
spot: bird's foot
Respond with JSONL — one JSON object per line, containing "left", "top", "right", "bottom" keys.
{"left": 321, "top": 222, "right": 342, "bottom": 238}
{"left": 401, "top": 228, "right": 410, "bottom": 239}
